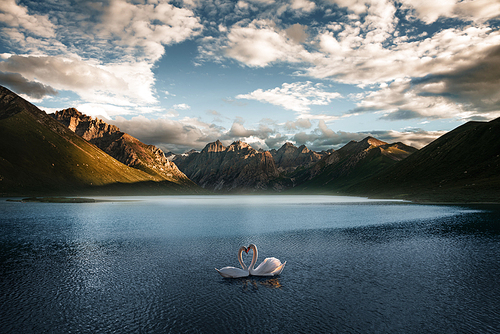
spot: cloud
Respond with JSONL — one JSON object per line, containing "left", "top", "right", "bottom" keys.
{"left": 109, "top": 115, "right": 224, "bottom": 154}
{"left": 400, "top": 0, "right": 500, "bottom": 24}
{"left": 290, "top": 119, "right": 442, "bottom": 151}
{"left": 369, "top": 128, "right": 447, "bottom": 149}
{"left": 292, "top": 121, "right": 370, "bottom": 151}
{"left": 173, "top": 103, "right": 191, "bottom": 110}
{"left": 350, "top": 78, "right": 469, "bottom": 121}
{"left": 0, "top": 71, "right": 57, "bottom": 99}
{"left": 410, "top": 44, "right": 500, "bottom": 114}
{"left": 0, "top": 0, "right": 202, "bottom": 110}
{"left": 223, "top": 19, "right": 309, "bottom": 67}
{"left": 284, "top": 118, "right": 312, "bottom": 130}
{"left": 0, "top": 54, "right": 155, "bottom": 105}
{"left": 222, "top": 121, "right": 275, "bottom": 141}
{"left": 95, "top": 0, "right": 203, "bottom": 62}
{"left": 0, "top": 0, "right": 55, "bottom": 38}
{"left": 347, "top": 44, "right": 500, "bottom": 122}
{"left": 236, "top": 81, "right": 341, "bottom": 112}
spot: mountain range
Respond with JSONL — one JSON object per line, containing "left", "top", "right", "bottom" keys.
{"left": 1, "top": 85, "right": 498, "bottom": 202}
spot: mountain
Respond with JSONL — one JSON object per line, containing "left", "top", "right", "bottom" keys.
{"left": 291, "top": 137, "right": 417, "bottom": 192}
{"left": 50, "top": 108, "right": 192, "bottom": 186}
{"left": 0, "top": 86, "right": 198, "bottom": 196}
{"left": 350, "top": 118, "right": 500, "bottom": 202}
{"left": 174, "top": 140, "right": 286, "bottom": 192}
{"left": 269, "top": 142, "right": 325, "bottom": 173}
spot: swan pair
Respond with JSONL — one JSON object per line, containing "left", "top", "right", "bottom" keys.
{"left": 216, "top": 244, "right": 286, "bottom": 278}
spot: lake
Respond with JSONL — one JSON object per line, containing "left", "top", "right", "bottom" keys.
{"left": 1, "top": 195, "right": 499, "bottom": 333}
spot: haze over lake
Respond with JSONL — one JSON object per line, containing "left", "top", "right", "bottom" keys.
{"left": 1, "top": 195, "right": 499, "bottom": 333}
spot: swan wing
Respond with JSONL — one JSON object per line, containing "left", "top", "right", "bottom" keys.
{"left": 270, "top": 261, "right": 286, "bottom": 276}
{"left": 252, "top": 257, "right": 283, "bottom": 276}
{"left": 215, "top": 266, "right": 249, "bottom": 278}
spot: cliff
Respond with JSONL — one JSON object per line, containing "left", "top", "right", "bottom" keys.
{"left": 51, "top": 108, "right": 194, "bottom": 186}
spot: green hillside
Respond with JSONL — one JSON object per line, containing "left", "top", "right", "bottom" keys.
{"left": 0, "top": 86, "right": 199, "bottom": 196}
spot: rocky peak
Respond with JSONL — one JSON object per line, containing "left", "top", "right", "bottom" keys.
{"left": 297, "top": 144, "right": 310, "bottom": 154}
{"left": 364, "top": 136, "right": 387, "bottom": 147}
{"left": 202, "top": 139, "right": 225, "bottom": 153}
{"left": 51, "top": 108, "right": 119, "bottom": 140}
{"left": 175, "top": 139, "right": 281, "bottom": 192}
{"left": 227, "top": 140, "right": 253, "bottom": 152}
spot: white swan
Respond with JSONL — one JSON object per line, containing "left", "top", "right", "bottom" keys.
{"left": 215, "top": 246, "right": 250, "bottom": 278}
{"left": 247, "top": 244, "right": 286, "bottom": 276}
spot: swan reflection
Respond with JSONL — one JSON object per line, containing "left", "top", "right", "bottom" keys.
{"left": 220, "top": 277, "right": 283, "bottom": 291}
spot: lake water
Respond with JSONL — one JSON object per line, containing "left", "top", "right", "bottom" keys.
{"left": 1, "top": 195, "right": 499, "bottom": 333}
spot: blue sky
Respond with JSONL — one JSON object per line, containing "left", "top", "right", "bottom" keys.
{"left": 0, "top": 0, "right": 499, "bottom": 153}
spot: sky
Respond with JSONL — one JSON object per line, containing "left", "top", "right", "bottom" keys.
{"left": 0, "top": 0, "right": 499, "bottom": 154}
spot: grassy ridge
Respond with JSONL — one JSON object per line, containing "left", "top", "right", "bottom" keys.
{"left": 0, "top": 106, "right": 201, "bottom": 196}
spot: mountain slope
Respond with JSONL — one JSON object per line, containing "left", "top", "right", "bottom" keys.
{"left": 270, "top": 142, "right": 325, "bottom": 173}
{"left": 350, "top": 118, "right": 500, "bottom": 202}
{"left": 174, "top": 140, "right": 285, "bottom": 192}
{"left": 0, "top": 86, "right": 197, "bottom": 196}
{"left": 50, "top": 108, "right": 193, "bottom": 186}
{"left": 291, "top": 137, "right": 417, "bottom": 192}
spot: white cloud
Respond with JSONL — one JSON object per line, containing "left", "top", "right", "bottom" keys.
{"left": 236, "top": 81, "right": 342, "bottom": 112}
{"left": 290, "top": 0, "right": 316, "bottom": 12}
{"left": 173, "top": 103, "right": 191, "bottom": 110}
{"left": 95, "top": 0, "right": 203, "bottom": 62}
{"left": 400, "top": 0, "right": 500, "bottom": 24}
{"left": 0, "top": 0, "right": 202, "bottom": 109}
{"left": 0, "top": 0, "right": 55, "bottom": 38}
{"left": 0, "top": 54, "right": 156, "bottom": 105}
{"left": 110, "top": 115, "right": 224, "bottom": 153}
{"left": 223, "top": 19, "right": 309, "bottom": 67}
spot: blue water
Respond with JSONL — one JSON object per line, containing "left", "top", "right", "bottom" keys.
{"left": 1, "top": 195, "right": 499, "bottom": 333}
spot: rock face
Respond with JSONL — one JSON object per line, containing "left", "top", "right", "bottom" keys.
{"left": 292, "top": 136, "right": 417, "bottom": 190}
{"left": 51, "top": 108, "right": 193, "bottom": 185}
{"left": 174, "top": 140, "right": 283, "bottom": 192}
{"left": 270, "top": 142, "right": 325, "bottom": 173}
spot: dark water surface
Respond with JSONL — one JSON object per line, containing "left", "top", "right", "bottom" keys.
{"left": 1, "top": 195, "right": 499, "bottom": 333}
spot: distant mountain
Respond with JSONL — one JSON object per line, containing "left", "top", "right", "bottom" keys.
{"left": 350, "top": 118, "right": 500, "bottom": 202}
{"left": 269, "top": 142, "right": 325, "bottom": 173}
{"left": 0, "top": 86, "right": 199, "bottom": 196}
{"left": 291, "top": 137, "right": 417, "bottom": 191}
{"left": 50, "top": 108, "right": 193, "bottom": 186}
{"left": 174, "top": 140, "right": 286, "bottom": 192}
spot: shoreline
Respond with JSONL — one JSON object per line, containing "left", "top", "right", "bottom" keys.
{"left": 2, "top": 194, "right": 499, "bottom": 206}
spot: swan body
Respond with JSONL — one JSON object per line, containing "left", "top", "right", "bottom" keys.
{"left": 215, "top": 246, "right": 249, "bottom": 278}
{"left": 247, "top": 244, "right": 286, "bottom": 277}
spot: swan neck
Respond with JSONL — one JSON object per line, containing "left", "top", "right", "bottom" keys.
{"left": 248, "top": 244, "right": 258, "bottom": 273}
{"left": 238, "top": 246, "right": 247, "bottom": 270}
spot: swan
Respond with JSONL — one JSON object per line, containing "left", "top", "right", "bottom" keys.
{"left": 247, "top": 244, "right": 286, "bottom": 276}
{"left": 215, "top": 246, "right": 250, "bottom": 278}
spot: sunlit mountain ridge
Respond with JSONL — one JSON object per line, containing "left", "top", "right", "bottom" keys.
{"left": 0, "top": 86, "right": 201, "bottom": 196}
